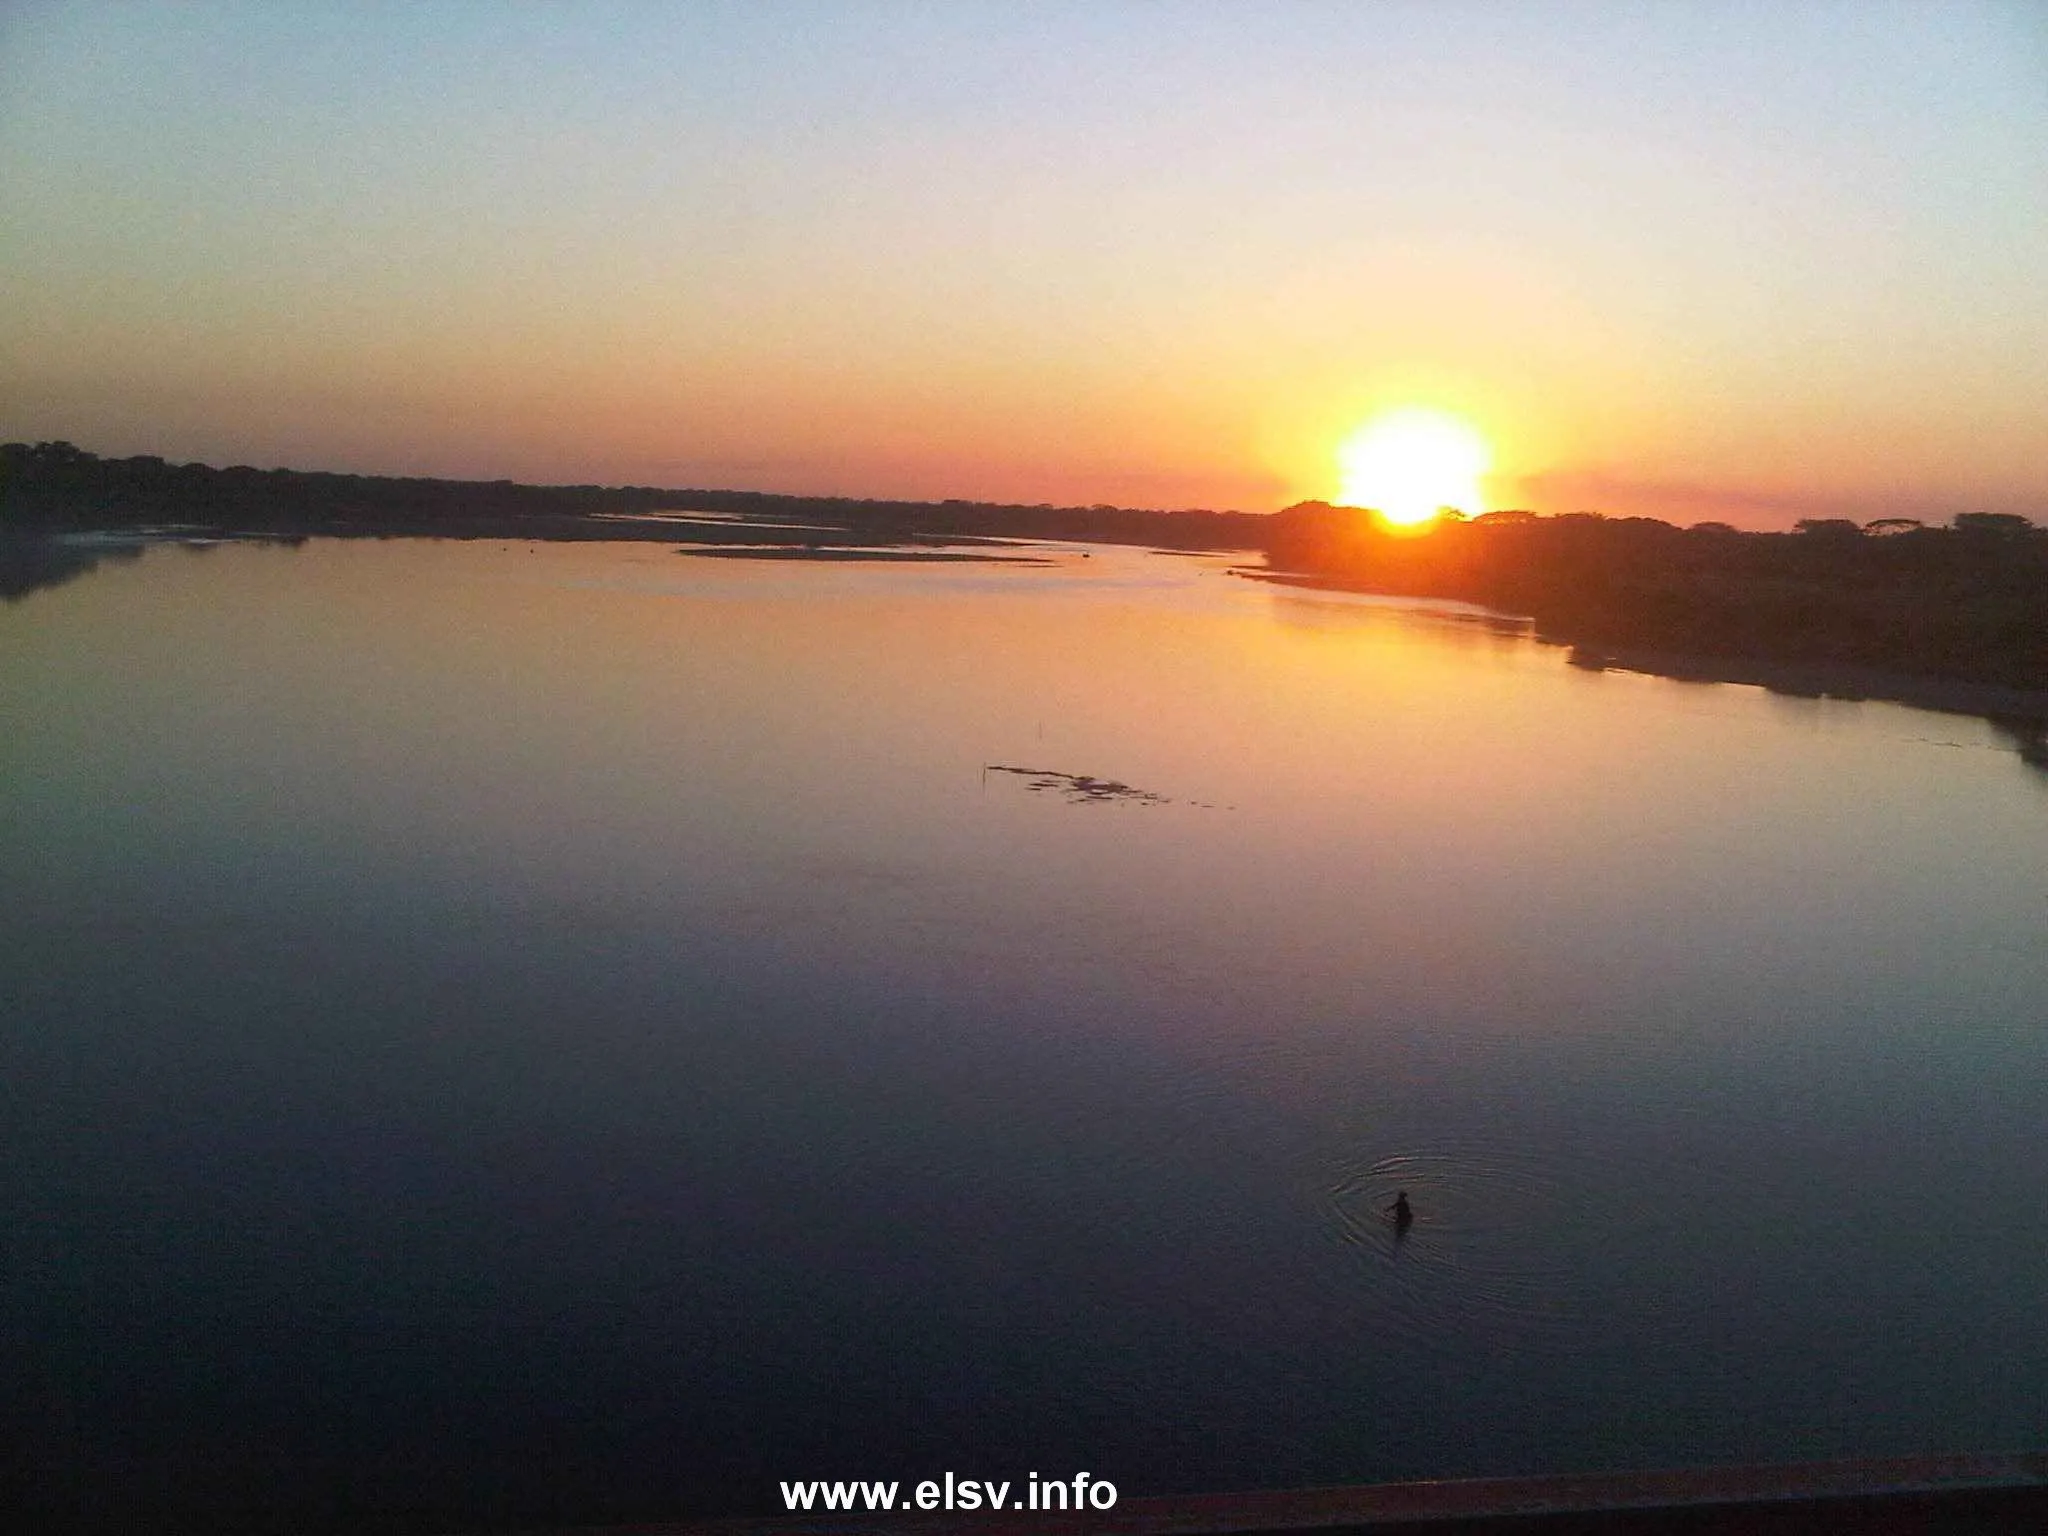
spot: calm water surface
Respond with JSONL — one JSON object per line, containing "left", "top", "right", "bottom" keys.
{"left": 5, "top": 537, "right": 2047, "bottom": 1530}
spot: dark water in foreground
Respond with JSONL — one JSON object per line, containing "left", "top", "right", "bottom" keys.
{"left": 4, "top": 537, "right": 2047, "bottom": 1531}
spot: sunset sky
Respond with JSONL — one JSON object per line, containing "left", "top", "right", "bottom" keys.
{"left": 3, "top": 1, "right": 2044, "bottom": 526}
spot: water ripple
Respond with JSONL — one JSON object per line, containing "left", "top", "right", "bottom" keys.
{"left": 1317, "top": 1139, "right": 1612, "bottom": 1359}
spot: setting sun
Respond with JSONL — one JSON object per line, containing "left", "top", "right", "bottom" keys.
{"left": 1336, "top": 410, "right": 1492, "bottom": 526}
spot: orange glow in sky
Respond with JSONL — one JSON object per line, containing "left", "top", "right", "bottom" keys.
{"left": 2, "top": 5, "right": 2045, "bottom": 528}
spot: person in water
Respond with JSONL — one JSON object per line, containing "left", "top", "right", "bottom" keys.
{"left": 1389, "top": 1191, "right": 1413, "bottom": 1229}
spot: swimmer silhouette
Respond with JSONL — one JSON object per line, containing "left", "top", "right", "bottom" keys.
{"left": 1389, "top": 1191, "right": 1413, "bottom": 1231}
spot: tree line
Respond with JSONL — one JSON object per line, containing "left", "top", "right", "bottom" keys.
{"left": 0, "top": 441, "right": 1267, "bottom": 550}
{"left": 1266, "top": 502, "right": 2048, "bottom": 692}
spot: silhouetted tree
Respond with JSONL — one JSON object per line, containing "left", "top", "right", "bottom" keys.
{"left": 1953, "top": 512, "right": 2035, "bottom": 537}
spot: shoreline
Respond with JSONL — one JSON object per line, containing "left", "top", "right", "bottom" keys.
{"left": 2, "top": 518, "right": 1071, "bottom": 599}
{"left": 678, "top": 545, "right": 1056, "bottom": 564}
{"left": 15, "top": 524, "right": 2048, "bottom": 757}
{"left": 1562, "top": 643, "right": 2048, "bottom": 734}
{"left": 1230, "top": 565, "right": 2048, "bottom": 740}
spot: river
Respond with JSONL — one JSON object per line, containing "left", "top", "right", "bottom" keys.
{"left": 4, "top": 534, "right": 2045, "bottom": 1530}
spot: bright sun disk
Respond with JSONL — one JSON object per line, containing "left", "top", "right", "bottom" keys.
{"left": 1336, "top": 409, "right": 1491, "bottom": 526}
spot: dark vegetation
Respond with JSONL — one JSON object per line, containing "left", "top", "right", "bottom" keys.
{"left": 1266, "top": 502, "right": 2048, "bottom": 697}
{"left": 0, "top": 440, "right": 1265, "bottom": 550}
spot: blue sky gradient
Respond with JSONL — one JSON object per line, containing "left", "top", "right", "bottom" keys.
{"left": 4, "top": 1, "right": 2044, "bottom": 523}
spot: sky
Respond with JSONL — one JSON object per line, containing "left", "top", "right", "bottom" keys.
{"left": 2, "top": 1, "right": 2044, "bottom": 526}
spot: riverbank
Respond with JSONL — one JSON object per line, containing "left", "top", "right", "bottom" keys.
{"left": 1258, "top": 502, "right": 2048, "bottom": 735}
{"left": 1232, "top": 566, "right": 2048, "bottom": 746}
